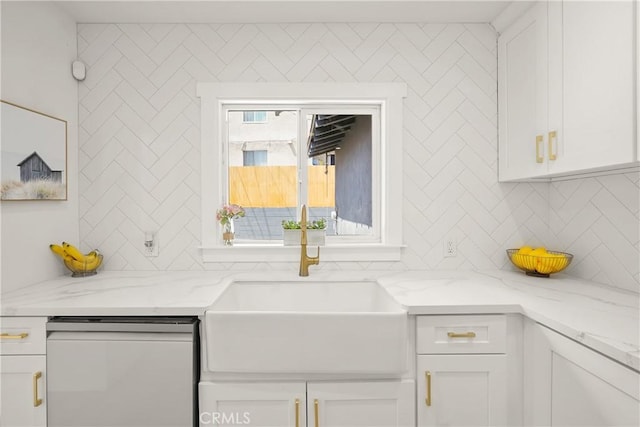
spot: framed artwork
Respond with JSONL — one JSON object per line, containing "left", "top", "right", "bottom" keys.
{"left": 1, "top": 100, "right": 67, "bottom": 201}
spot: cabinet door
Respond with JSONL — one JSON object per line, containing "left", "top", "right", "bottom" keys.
{"left": 417, "top": 355, "right": 507, "bottom": 426}
{"left": 498, "top": 2, "right": 549, "bottom": 181}
{"left": 198, "top": 382, "right": 305, "bottom": 427}
{"left": 526, "top": 324, "right": 640, "bottom": 427}
{"left": 0, "top": 355, "right": 46, "bottom": 427}
{"left": 308, "top": 381, "right": 414, "bottom": 427}
{"left": 549, "top": 0, "right": 635, "bottom": 174}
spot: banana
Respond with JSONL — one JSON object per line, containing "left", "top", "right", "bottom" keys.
{"left": 65, "top": 254, "right": 102, "bottom": 271}
{"left": 85, "top": 249, "right": 101, "bottom": 261}
{"left": 49, "top": 244, "right": 67, "bottom": 259}
{"left": 62, "top": 242, "right": 86, "bottom": 262}
{"left": 54, "top": 243, "right": 103, "bottom": 272}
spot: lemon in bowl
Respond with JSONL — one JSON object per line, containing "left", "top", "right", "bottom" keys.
{"left": 506, "top": 247, "right": 573, "bottom": 277}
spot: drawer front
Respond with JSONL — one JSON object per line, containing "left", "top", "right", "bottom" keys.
{"left": 0, "top": 317, "right": 47, "bottom": 355}
{"left": 416, "top": 315, "right": 506, "bottom": 354}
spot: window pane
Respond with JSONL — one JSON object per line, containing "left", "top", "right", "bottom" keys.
{"left": 228, "top": 110, "right": 298, "bottom": 241}
{"left": 243, "top": 150, "right": 268, "bottom": 166}
{"left": 242, "top": 111, "right": 267, "bottom": 123}
{"left": 306, "top": 114, "right": 372, "bottom": 237}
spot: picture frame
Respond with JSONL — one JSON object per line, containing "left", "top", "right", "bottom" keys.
{"left": 1, "top": 100, "right": 68, "bottom": 201}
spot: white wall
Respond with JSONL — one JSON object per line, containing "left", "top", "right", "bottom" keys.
{"left": 0, "top": 1, "right": 79, "bottom": 292}
{"left": 76, "top": 23, "right": 549, "bottom": 273}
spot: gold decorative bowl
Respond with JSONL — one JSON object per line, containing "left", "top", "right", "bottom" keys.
{"left": 506, "top": 249, "right": 573, "bottom": 278}
{"left": 63, "top": 253, "right": 103, "bottom": 277}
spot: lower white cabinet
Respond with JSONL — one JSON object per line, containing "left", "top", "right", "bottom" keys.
{"left": 416, "top": 315, "right": 512, "bottom": 427}
{"left": 308, "top": 381, "right": 414, "bottom": 427}
{"left": 1, "top": 317, "right": 47, "bottom": 427}
{"left": 0, "top": 355, "right": 47, "bottom": 427}
{"left": 199, "top": 382, "right": 305, "bottom": 427}
{"left": 525, "top": 322, "right": 640, "bottom": 426}
{"left": 416, "top": 355, "right": 507, "bottom": 426}
{"left": 199, "top": 380, "right": 414, "bottom": 427}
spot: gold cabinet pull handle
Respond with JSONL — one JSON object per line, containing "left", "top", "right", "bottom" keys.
{"left": 0, "top": 332, "right": 29, "bottom": 339}
{"left": 33, "top": 371, "right": 42, "bottom": 407}
{"left": 295, "top": 399, "right": 300, "bottom": 427}
{"left": 425, "top": 371, "right": 432, "bottom": 406}
{"left": 548, "top": 130, "right": 557, "bottom": 160}
{"left": 535, "top": 135, "right": 544, "bottom": 163}
{"left": 314, "top": 399, "right": 319, "bottom": 427}
{"left": 447, "top": 331, "right": 477, "bottom": 338}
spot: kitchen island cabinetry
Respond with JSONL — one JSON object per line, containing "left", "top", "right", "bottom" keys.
{"left": 0, "top": 317, "right": 47, "bottom": 427}
{"left": 199, "top": 380, "right": 414, "bottom": 427}
{"left": 524, "top": 321, "right": 640, "bottom": 426}
{"left": 498, "top": 0, "right": 636, "bottom": 181}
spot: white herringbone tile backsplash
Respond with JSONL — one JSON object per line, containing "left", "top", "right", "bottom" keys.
{"left": 77, "top": 23, "right": 638, "bottom": 292}
{"left": 550, "top": 173, "right": 640, "bottom": 292}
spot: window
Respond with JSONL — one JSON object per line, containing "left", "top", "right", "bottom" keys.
{"left": 242, "top": 150, "right": 268, "bottom": 166}
{"left": 242, "top": 111, "right": 267, "bottom": 123}
{"left": 197, "top": 83, "right": 406, "bottom": 262}
{"left": 229, "top": 107, "right": 377, "bottom": 243}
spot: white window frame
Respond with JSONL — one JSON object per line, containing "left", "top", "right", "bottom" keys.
{"left": 197, "top": 82, "right": 406, "bottom": 263}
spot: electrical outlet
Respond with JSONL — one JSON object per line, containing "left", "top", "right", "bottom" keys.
{"left": 144, "top": 231, "right": 159, "bottom": 257}
{"left": 444, "top": 237, "right": 457, "bottom": 257}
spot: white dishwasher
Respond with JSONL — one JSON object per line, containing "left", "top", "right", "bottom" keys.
{"left": 47, "top": 316, "right": 199, "bottom": 427}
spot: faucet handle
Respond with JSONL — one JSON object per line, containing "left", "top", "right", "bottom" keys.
{"left": 309, "top": 246, "right": 320, "bottom": 263}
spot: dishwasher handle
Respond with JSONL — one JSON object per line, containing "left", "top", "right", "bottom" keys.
{"left": 47, "top": 317, "right": 197, "bottom": 334}
{"left": 47, "top": 331, "right": 193, "bottom": 342}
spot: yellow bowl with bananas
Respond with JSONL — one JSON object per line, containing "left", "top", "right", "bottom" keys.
{"left": 50, "top": 242, "right": 103, "bottom": 277}
{"left": 506, "top": 247, "right": 573, "bottom": 277}
{"left": 63, "top": 252, "right": 103, "bottom": 277}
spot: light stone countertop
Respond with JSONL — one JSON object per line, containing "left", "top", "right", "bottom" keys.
{"left": 1, "top": 269, "right": 638, "bottom": 371}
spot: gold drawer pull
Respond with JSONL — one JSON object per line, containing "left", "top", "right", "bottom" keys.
{"left": 295, "top": 399, "right": 300, "bottom": 427}
{"left": 33, "top": 371, "right": 43, "bottom": 407}
{"left": 447, "top": 331, "right": 476, "bottom": 338}
{"left": 425, "top": 371, "right": 432, "bottom": 406}
{"left": 535, "top": 135, "right": 544, "bottom": 163}
{"left": 314, "top": 399, "right": 319, "bottom": 427}
{"left": 548, "top": 130, "right": 557, "bottom": 160}
{"left": 0, "top": 332, "right": 29, "bottom": 339}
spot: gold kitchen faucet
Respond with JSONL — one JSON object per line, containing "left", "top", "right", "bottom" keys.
{"left": 299, "top": 204, "right": 320, "bottom": 276}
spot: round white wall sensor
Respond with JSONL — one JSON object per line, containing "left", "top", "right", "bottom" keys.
{"left": 71, "top": 61, "right": 86, "bottom": 81}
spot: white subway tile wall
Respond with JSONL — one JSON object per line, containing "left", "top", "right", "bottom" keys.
{"left": 77, "top": 23, "right": 638, "bottom": 292}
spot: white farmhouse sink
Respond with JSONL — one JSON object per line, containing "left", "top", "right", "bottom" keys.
{"left": 205, "top": 281, "right": 407, "bottom": 374}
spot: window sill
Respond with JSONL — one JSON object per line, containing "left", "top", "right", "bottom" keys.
{"left": 200, "top": 244, "right": 403, "bottom": 263}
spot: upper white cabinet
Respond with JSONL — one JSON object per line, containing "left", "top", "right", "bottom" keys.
{"left": 498, "top": 2, "right": 549, "bottom": 181}
{"left": 499, "top": 0, "right": 637, "bottom": 181}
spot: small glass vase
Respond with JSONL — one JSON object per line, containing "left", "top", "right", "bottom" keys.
{"left": 222, "top": 219, "right": 234, "bottom": 246}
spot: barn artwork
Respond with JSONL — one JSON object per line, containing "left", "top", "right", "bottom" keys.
{"left": 1, "top": 101, "right": 67, "bottom": 200}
